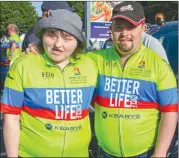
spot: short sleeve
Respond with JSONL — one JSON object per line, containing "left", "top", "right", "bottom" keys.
{"left": 86, "top": 51, "right": 98, "bottom": 63}
{"left": 1, "top": 57, "right": 24, "bottom": 114}
{"left": 156, "top": 59, "right": 178, "bottom": 112}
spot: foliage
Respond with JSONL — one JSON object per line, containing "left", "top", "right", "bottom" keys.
{"left": 0, "top": 2, "right": 38, "bottom": 38}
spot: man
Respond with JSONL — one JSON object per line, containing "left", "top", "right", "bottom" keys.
{"left": 88, "top": 2, "right": 178, "bottom": 157}
{"left": 22, "top": 1, "right": 75, "bottom": 51}
{"left": 1, "top": 10, "right": 98, "bottom": 157}
{"left": 6, "top": 24, "right": 22, "bottom": 64}
{"left": 103, "top": 27, "right": 169, "bottom": 62}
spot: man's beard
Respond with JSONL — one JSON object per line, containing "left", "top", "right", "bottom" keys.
{"left": 116, "top": 42, "right": 134, "bottom": 56}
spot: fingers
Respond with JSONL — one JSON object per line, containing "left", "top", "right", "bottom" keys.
{"left": 26, "top": 48, "right": 31, "bottom": 54}
{"left": 27, "top": 43, "right": 39, "bottom": 55}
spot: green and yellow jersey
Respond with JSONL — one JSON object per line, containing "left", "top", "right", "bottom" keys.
{"left": 1, "top": 52, "right": 98, "bottom": 157}
{"left": 87, "top": 45, "right": 178, "bottom": 157}
{"left": 6, "top": 34, "right": 22, "bottom": 61}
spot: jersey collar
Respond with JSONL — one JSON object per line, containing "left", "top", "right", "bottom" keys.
{"left": 41, "top": 52, "right": 77, "bottom": 66}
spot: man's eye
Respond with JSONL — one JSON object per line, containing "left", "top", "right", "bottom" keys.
{"left": 114, "top": 26, "right": 123, "bottom": 29}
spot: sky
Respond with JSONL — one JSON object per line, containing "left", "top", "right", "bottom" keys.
{"left": 31, "top": 1, "right": 42, "bottom": 17}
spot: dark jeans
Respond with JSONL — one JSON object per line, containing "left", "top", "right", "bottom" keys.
{"left": 98, "top": 147, "right": 154, "bottom": 158}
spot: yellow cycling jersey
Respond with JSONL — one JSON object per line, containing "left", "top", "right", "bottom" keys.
{"left": 1, "top": 52, "right": 98, "bottom": 157}
{"left": 6, "top": 34, "right": 22, "bottom": 61}
{"left": 87, "top": 44, "right": 178, "bottom": 157}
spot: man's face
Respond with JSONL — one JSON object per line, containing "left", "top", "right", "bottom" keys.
{"left": 42, "top": 29, "right": 78, "bottom": 63}
{"left": 111, "top": 18, "right": 145, "bottom": 56}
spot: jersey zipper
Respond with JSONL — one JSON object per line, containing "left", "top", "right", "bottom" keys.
{"left": 118, "top": 61, "right": 125, "bottom": 157}
{"left": 60, "top": 63, "right": 71, "bottom": 157}
{"left": 117, "top": 54, "right": 136, "bottom": 157}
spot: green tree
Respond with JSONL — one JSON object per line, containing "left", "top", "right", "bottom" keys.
{"left": 0, "top": 2, "right": 38, "bottom": 39}
{"left": 139, "top": 1, "right": 178, "bottom": 24}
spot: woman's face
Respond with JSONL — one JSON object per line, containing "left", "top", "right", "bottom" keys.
{"left": 43, "top": 29, "right": 78, "bottom": 63}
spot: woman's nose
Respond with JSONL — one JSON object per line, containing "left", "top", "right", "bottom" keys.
{"left": 54, "top": 37, "right": 64, "bottom": 49}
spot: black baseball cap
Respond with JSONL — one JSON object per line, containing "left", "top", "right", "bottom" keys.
{"left": 111, "top": 2, "right": 145, "bottom": 26}
{"left": 41, "top": 1, "right": 75, "bottom": 12}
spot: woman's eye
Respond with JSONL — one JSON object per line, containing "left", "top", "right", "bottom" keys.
{"left": 49, "top": 34, "right": 56, "bottom": 38}
{"left": 64, "top": 36, "right": 72, "bottom": 40}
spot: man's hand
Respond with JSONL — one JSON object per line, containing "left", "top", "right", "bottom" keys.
{"left": 26, "top": 42, "right": 41, "bottom": 55}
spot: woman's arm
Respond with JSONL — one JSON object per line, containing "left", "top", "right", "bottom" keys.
{"left": 3, "top": 114, "right": 21, "bottom": 157}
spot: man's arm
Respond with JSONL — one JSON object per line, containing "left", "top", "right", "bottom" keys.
{"left": 153, "top": 58, "right": 178, "bottom": 157}
{"left": 152, "top": 112, "right": 178, "bottom": 157}
{"left": 3, "top": 114, "right": 20, "bottom": 157}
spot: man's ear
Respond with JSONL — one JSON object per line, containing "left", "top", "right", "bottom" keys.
{"left": 109, "top": 25, "right": 113, "bottom": 39}
{"left": 143, "top": 24, "right": 147, "bottom": 31}
{"left": 109, "top": 24, "right": 112, "bottom": 31}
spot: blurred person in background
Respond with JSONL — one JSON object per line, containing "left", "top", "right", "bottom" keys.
{"left": 6, "top": 24, "right": 22, "bottom": 66}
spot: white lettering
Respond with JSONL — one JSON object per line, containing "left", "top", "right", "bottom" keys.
{"left": 54, "top": 90, "right": 60, "bottom": 104}
{"left": 71, "top": 89, "right": 77, "bottom": 104}
{"left": 55, "top": 105, "right": 60, "bottom": 119}
{"left": 60, "top": 90, "right": 65, "bottom": 104}
{"left": 46, "top": 90, "right": 53, "bottom": 104}
{"left": 110, "top": 78, "right": 117, "bottom": 92}
{"left": 133, "top": 81, "right": 140, "bottom": 95}
{"left": 77, "top": 89, "right": 83, "bottom": 103}
{"left": 126, "top": 80, "right": 133, "bottom": 94}
{"left": 104, "top": 77, "right": 110, "bottom": 91}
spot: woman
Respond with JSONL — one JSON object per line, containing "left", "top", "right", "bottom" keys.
{"left": 1, "top": 9, "right": 98, "bottom": 157}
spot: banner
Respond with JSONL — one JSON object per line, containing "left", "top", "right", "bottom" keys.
{"left": 90, "top": 1, "right": 121, "bottom": 49}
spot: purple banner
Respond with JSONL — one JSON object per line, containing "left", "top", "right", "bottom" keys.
{"left": 91, "top": 22, "right": 111, "bottom": 39}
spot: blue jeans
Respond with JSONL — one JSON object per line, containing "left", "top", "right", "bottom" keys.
{"left": 98, "top": 147, "right": 154, "bottom": 158}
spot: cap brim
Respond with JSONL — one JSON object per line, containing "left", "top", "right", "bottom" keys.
{"left": 111, "top": 15, "right": 145, "bottom": 26}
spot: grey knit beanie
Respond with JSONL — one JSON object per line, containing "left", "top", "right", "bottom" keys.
{"left": 34, "top": 9, "right": 86, "bottom": 45}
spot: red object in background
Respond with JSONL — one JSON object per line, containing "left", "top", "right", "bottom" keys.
{"left": 0, "top": 60, "right": 10, "bottom": 66}
{"left": 4, "top": 60, "right": 10, "bottom": 66}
